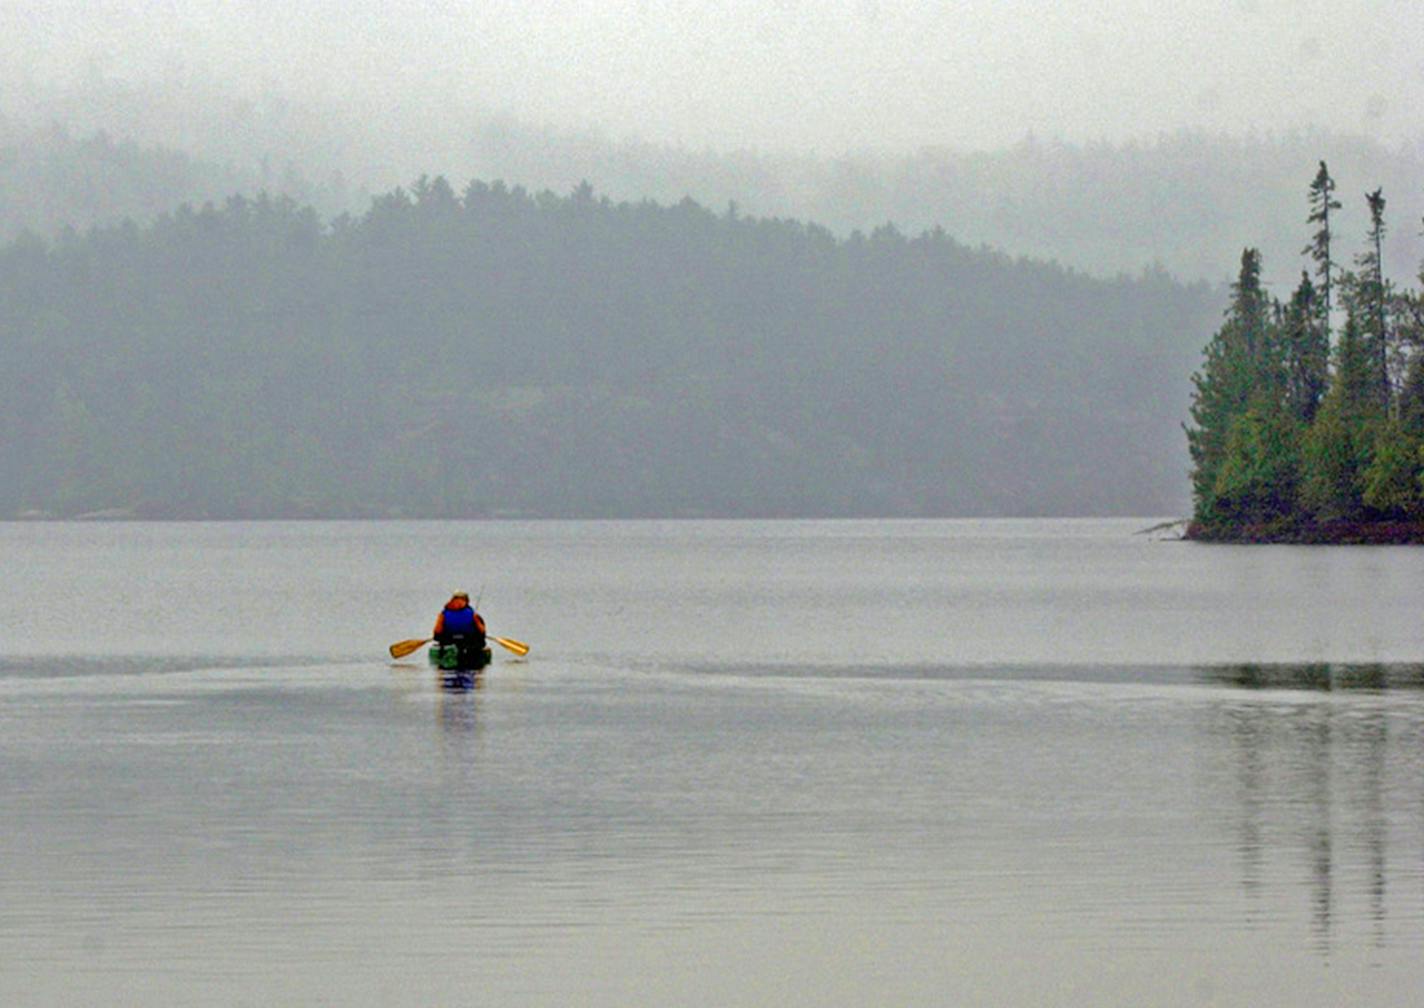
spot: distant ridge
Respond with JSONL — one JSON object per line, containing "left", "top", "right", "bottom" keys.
{"left": 0, "top": 178, "right": 1214, "bottom": 519}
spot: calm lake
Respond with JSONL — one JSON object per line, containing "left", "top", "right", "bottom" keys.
{"left": 4, "top": 519, "right": 1424, "bottom": 1006}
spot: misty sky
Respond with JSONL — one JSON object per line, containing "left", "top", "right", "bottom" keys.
{"left": 5, "top": 0, "right": 1421, "bottom": 154}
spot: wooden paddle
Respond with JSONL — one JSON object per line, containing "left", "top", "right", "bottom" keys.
{"left": 388, "top": 635, "right": 530, "bottom": 659}
{"left": 490, "top": 635, "right": 531, "bottom": 656}
{"left": 389, "top": 637, "right": 431, "bottom": 659}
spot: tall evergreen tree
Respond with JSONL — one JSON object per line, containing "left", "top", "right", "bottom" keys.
{"left": 1398, "top": 351, "right": 1424, "bottom": 437}
{"left": 1281, "top": 271, "right": 1329, "bottom": 423}
{"left": 1187, "top": 248, "right": 1276, "bottom": 522}
{"left": 1234, "top": 248, "right": 1272, "bottom": 381}
{"left": 1353, "top": 188, "right": 1391, "bottom": 409}
{"left": 1395, "top": 215, "right": 1424, "bottom": 436}
{"left": 1303, "top": 161, "right": 1341, "bottom": 327}
{"left": 1330, "top": 303, "right": 1380, "bottom": 418}
{"left": 1300, "top": 308, "right": 1381, "bottom": 521}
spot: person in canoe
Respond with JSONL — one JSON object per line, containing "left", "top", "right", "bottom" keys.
{"left": 433, "top": 591, "right": 487, "bottom": 666}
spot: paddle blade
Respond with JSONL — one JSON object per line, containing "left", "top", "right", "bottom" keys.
{"left": 491, "top": 635, "right": 530, "bottom": 656}
{"left": 389, "top": 638, "right": 431, "bottom": 659}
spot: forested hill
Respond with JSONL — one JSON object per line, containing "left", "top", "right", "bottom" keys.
{"left": 0, "top": 179, "right": 1215, "bottom": 519}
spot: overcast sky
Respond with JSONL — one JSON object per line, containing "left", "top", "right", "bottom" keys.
{"left": 4, "top": 0, "right": 1422, "bottom": 153}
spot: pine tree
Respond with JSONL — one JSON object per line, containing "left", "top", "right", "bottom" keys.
{"left": 1187, "top": 249, "right": 1278, "bottom": 523}
{"left": 1300, "top": 403, "right": 1366, "bottom": 521}
{"left": 1303, "top": 161, "right": 1341, "bottom": 327}
{"left": 1280, "top": 271, "right": 1329, "bottom": 423}
{"left": 1353, "top": 188, "right": 1391, "bottom": 409}
{"left": 1331, "top": 303, "right": 1381, "bottom": 419}
{"left": 1399, "top": 353, "right": 1424, "bottom": 437}
{"left": 1397, "top": 215, "right": 1424, "bottom": 436}
{"left": 1300, "top": 308, "right": 1381, "bottom": 520}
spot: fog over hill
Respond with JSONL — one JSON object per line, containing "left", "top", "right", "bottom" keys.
{"left": 3, "top": 73, "right": 1420, "bottom": 290}
{"left": 1, "top": 0, "right": 1418, "bottom": 517}
{"left": 5, "top": 0, "right": 1422, "bottom": 285}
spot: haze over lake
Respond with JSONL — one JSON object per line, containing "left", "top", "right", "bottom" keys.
{"left": 5, "top": 519, "right": 1424, "bottom": 1006}
{"left": 4, "top": 1, "right": 1424, "bottom": 1003}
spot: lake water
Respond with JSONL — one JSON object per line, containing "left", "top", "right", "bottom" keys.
{"left": 4, "top": 519, "right": 1424, "bottom": 1006}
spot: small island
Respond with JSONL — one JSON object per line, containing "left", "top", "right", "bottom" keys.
{"left": 1186, "top": 163, "right": 1424, "bottom": 543}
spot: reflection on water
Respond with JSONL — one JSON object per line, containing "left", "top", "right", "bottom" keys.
{"left": 438, "top": 669, "right": 486, "bottom": 693}
{"left": 1203, "top": 663, "right": 1423, "bottom": 959}
{"left": 1200, "top": 662, "right": 1424, "bottom": 691}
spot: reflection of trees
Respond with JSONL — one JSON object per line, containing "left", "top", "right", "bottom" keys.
{"left": 1360, "top": 710, "right": 1387, "bottom": 948}
{"left": 1207, "top": 664, "right": 1400, "bottom": 958}
{"left": 1205, "top": 662, "right": 1416, "bottom": 691}
{"left": 1304, "top": 708, "right": 1332, "bottom": 954}
{"left": 1225, "top": 703, "right": 1266, "bottom": 912}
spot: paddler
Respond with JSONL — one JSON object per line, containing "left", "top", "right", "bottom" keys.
{"left": 433, "top": 591, "right": 487, "bottom": 658}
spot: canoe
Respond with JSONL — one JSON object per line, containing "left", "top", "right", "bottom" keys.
{"left": 429, "top": 640, "right": 493, "bottom": 673}
{"left": 430, "top": 640, "right": 491, "bottom": 690}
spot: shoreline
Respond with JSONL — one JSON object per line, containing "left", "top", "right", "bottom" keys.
{"left": 1185, "top": 519, "right": 1424, "bottom": 545}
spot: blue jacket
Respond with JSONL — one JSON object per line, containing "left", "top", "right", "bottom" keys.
{"left": 441, "top": 604, "right": 478, "bottom": 634}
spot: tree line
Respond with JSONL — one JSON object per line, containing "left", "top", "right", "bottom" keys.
{"left": 1187, "top": 162, "right": 1424, "bottom": 540}
{"left": 478, "top": 125, "right": 1424, "bottom": 286}
{"left": 0, "top": 177, "right": 1214, "bottom": 519}
{"left": 8, "top": 112, "right": 1422, "bottom": 291}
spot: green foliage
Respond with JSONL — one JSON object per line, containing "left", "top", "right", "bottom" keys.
{"left": 1280, "top": 273, "right": 1329, "bottom": 423}
{"left": 1350, "top": 188, "right": 1392, "bottom": 409}
{"left": 1400, "top": 322, "right": 1424, "bottom": 437}
{"left": 1329, "top": 307, "right": 1383, "bottom": 422}
{"left": 1186, "top": 319, "right": 1247, "bottom": 517}
{"left": 1361, "top": 419, "right": 1422, "bottom": 519}
{"left": 1191, "top": 164, "right": 1424, "bottom": 535}
{"left": 1210, "top": 409, "right": 1301, "bottom": 524}
{"left": 1187, "top": 249, "right": 1283, "bottom": 519}
{"left": 1288, "top": 309, "right": 1390, "bottom": 523}
{"left": 1299, "top": 401, "right": 1370, "bottom": 521}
